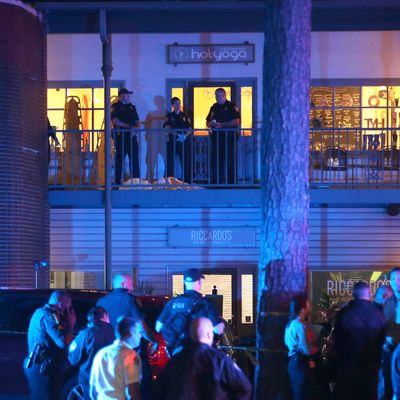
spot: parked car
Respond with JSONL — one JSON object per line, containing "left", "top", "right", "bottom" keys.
{"left": 0, "top": 289, "right": 169, "bottom": 399}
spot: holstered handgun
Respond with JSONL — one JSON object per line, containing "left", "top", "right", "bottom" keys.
{"left": 25, "top": 343, "right": 41, "bottom": 369}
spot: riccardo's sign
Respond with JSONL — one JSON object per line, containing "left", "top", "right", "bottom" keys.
{"left": 168, "top": 227, "right": 256, "bottom": 247}
{"left": 311, "top": 270, "right": 390, "bottom": 310}
{"left": 167, "top": 43, "right": 255, "bottom": 64}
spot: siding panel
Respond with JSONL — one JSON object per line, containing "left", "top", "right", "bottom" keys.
{"left": 50, "top": 207, "right": 400, "bottom": 293}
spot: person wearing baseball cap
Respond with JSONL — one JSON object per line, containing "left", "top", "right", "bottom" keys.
{"left": 183, "top": 268, "right": 205, "bottom": 283}
{"left": 111, "top": 88, "right": 141, "bottom": 186}
{"left": 155, "top": 268, "right": 224, "bottom": 355}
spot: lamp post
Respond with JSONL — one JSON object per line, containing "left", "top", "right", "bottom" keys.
{"left": 33, "top": 260, "right": 49, "bottom": 289}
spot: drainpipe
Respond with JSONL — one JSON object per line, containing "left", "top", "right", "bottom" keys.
{"left": 100, "top": 9, "right": 113, "bottom": 291}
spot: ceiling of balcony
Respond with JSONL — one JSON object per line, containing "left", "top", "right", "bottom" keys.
{"left": 33, "top": 0, "right": 400, "bottom": 33}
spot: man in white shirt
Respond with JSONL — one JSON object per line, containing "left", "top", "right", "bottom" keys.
{"left": 89, "top": 316, "right": 142, "bottom": 400}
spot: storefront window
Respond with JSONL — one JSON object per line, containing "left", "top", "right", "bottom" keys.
{"left": 310, "top": 85, "right": 400, "bottom": 149}
{"left": 47, "top": 86, "right": 119, "bottom": 150}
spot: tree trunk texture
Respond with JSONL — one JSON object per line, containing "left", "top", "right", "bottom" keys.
{"left": 255, "top": 1, "right": 311, "bottom": 399}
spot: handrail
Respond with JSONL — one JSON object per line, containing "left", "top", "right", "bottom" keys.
{"left": 48, "top": 127, "right": 400, "bottom": 189}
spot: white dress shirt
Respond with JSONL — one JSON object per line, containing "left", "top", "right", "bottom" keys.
{"left": 89, "top": 339, "right": 142, "bottom": 400}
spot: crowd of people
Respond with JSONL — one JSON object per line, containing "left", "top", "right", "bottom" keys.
{"left": 25, "top": 265, "right": 400, "bottom": 400}
{"left": 23, "top": 269, "right": 251, "bottom": 400}
{"left": 284, "top": 267, "right": 400, "bottom": 400}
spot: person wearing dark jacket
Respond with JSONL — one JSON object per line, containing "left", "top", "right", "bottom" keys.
{"left": 96, "top": 273, "right": 158, "bottom": 398}
{"left": 163, "top": 97, "right": 192, "bottom": 182}
{"left": 391, "top": 343, "right": 400, "bottom": 400}
{"left": 24, "top": 290, "right": 76, "bottom": 400}
{"left": 154, "top": 317, "right": 252, "bottom": 400}
{"left": 155, "top": 268, "right": 224, "bottom": 356}
{"left": 111, "top": 88, "right": 141, "bottom": 185}
{"left": 206, "top": 88, "right": 240, "bottom": 185}
{"left": 382, "top": 267, "right": 400, "bottom": 400}
{"left": 68, "top": 306, "right": 115, "bottom": 399}
{"left": 332, "top": 281, "right": 386, "bottom": 400}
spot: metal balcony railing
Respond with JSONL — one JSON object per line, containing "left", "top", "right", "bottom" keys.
{"left": 48, "top": 127, "right": 400, "bottom": 189}
{"left": 310, "top": 128, "right": 400, "bottom": 187}
{"left": 48, "top": 128, "right": 260, "bottom": 189}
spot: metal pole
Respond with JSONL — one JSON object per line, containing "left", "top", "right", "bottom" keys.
{"left": 100, "top": 9, "right": 113, "bottom": 291}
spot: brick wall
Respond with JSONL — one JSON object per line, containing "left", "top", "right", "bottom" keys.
{"left": 0, "top": 2, "right": 49, "bottom": 287}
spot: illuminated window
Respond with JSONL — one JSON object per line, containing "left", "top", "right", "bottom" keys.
{"left": 193, "top": 86, "right": 231, "bottom": 135}
{"left": 241, "top": 274, "right": 253, "bottom": 324}
{"left": 241, "top": 86, "right": 253, "bottom": 135}
{"left": 310, "top": 85, "right": 400, "bottom": 149}
{"left": 171, "top": 273, "right": 232, "bottom": 322}
{"left": 47, "top": 85, "right": 119, "bottom": 150}
{"left": 171, "top": 88, "right": 184, "bottom": 111}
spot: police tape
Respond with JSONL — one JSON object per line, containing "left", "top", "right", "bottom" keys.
{"left": 217, "top": 345, "right": 287, "bottom": 353}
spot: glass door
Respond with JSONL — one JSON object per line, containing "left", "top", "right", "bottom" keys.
{"left": 168, "top": 265, "right": 256, "bottom": 339}
{"left": 187, "top": 81, "right": 236, "bottom": 135}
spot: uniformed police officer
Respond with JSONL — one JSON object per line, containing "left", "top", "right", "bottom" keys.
{"left": 206, "top": 88, "right": 241, "bottom": 185}
{"left": 68, "top": 306, "right": 115, "bottom": 399}
{"left": 96, "top": 273, "right": 159, "bottom": 398}
{"left": 155, "top": 317, "right": 252, "bottom": 399}
{"left": 163, "top": 97, "right": 192, "bottom": 183}
{"left": 155, "top": 268, "right": 225, "bottom": 356}
{"left": 24, "top": 290, "right": 76, "bottom": 400}
{"left": 111, "top": 88, "right": 141, "bottom": 186}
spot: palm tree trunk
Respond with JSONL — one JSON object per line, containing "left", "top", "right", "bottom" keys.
{"left": 255, "top": 0, "right": 311, "bottom": 398}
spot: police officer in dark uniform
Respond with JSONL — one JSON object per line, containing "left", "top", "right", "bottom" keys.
{"left": 111, "top": 88, "right": 141, "bottom": 186}
{"left": 155, "top": 268, "right": 225, "bottom": 356}
{"left": 68, "top": 306, "right": 115, "bottom": 399}
{"left": 206, "top": 88, "right": 240, "bottom": 185}
{"left": 24, "top": 290, "right": 76, "bottom": 400}
{"left": 163, "top": 97, "right": 192, "bottom": 183}
{"left": 154, "top": 317, "right": 252, "bottom": 400}
{"left": 97, "top": 273, "right": 159, "bottom": 398}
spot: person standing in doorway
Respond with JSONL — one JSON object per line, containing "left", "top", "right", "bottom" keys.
{"left": 206, "top": 88, "right": 240, "bottom": 185}
{"left": 155, "top": 268, "right": 224, "bottom": 356}
{"left": 111, "top": 88, "right": 141, "bottom": 186}
{"left": 163, "top": 97, "right": 192, "bottom": 183}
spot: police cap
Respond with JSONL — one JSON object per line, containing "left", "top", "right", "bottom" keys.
{"left": 118, "top": 88, "right": 133, "bottom": 96}
{"left": 184, "top": 268, "right": 205, "bottom": 283}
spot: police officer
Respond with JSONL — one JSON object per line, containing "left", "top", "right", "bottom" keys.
{"left": 111, "top": 88, "right": 141, "bottom": 186}
{"left": 163, "top": 97, "right": 192, "bottom": 183}
{"left": 96, "top": 273, "right": 159, "bottom": 398}
{"left": 68, "top": 306, "right": 115, "bottom": 399}
{"left": 155, "top": 317, "right": 252, "bottom": 399}
{"left": 206, "top": 88, "right": 240, "bottom": 185}
{"left": 24, "top": 290, "right": 76, "bottom": 400}
{"left": 155, "top": 268, "right": 225, "bottom": 356}
{"left": 381, "top": 267, "right": 400, "bottom": 399}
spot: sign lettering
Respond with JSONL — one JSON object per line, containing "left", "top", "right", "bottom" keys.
{"left": 168, "top": 227, "right": 256, "bottom": 247}
{"left": 167, "top": 44, "right": 255, "bottom": 64}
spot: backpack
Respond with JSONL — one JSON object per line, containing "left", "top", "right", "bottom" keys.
{"left": 161, "top": 297, "right": 204, "bottom": 349}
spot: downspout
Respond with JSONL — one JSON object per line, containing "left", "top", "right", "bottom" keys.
{"left": 100, "top": 9, "right": 113, "bottom": 291}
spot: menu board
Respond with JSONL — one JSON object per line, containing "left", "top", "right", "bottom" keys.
{"left": 334, "top": 87, "right": 361, "bottom": 107}
{"left": 310, "top": 87, "right": 333, "bottom": 128}
{"left": 334, "top": 108, "right": 361, "bottom": 129}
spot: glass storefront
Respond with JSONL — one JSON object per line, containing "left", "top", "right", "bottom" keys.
{"left": 310, "top": 85, "right": 400, "bottom": 149}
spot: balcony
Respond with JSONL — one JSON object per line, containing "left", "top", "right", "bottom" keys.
{"left": 48, "top": 127, "right": 400, "bottom": 190}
